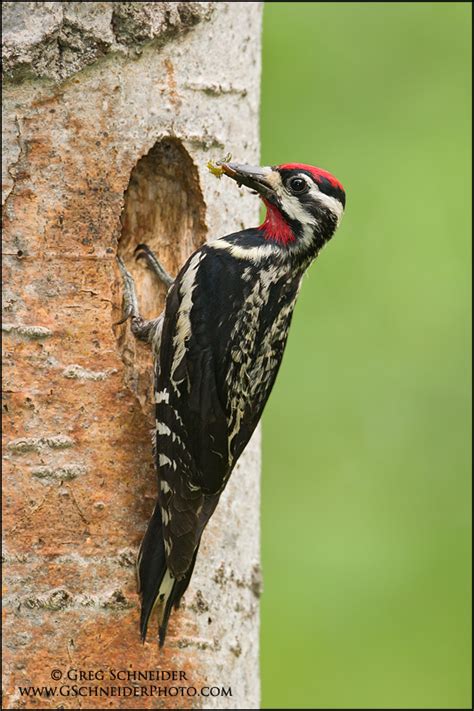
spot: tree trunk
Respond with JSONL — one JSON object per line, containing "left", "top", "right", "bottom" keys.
{"left": 2, "top": 3, "right": 262, "bottom": 708}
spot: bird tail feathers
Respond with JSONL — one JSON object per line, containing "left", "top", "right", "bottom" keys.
{"left": 137, "top": 504, "right": 200, "bottom": 647}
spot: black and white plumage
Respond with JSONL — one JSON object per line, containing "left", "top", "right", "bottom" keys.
{"left": 118, "top": 161, "right": 346, "bottom": 646}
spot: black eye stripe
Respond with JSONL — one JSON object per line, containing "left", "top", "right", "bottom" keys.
{"left": 278, "top": 168, "right": 346, "bottom": 207}
{"left": 316, "top": 176, "right": 346, "bottom": 207}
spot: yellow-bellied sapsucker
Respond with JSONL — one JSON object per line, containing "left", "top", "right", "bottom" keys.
{"left": 117, "top": 162, "right": 346, "bottom": 646}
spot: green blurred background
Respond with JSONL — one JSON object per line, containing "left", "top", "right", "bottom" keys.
{"left": 260, "top": 3, "right": 471, "bottom": 708}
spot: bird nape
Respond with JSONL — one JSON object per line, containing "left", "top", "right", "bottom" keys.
{"left": 116, "top": 160, "right": 346, "bottom": 646}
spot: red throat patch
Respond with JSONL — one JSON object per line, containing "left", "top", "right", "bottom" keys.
{"left": 259, "top": 199, "right": 296, "bottom": 245}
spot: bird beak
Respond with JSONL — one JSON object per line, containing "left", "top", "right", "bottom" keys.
{"left": 220, "top": 162, "right": 276, "bottom": 201}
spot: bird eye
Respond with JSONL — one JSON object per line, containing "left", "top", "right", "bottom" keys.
{"left": 287, "top": 176, "right": 308, "bottom": 194}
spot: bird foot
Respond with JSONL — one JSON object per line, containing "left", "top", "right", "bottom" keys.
{"left": 135, "top": 244, "right": 174, "bottom": 289}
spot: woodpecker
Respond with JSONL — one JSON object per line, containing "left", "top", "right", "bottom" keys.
{"left": 117, "top": 161, "right": 346, "bottom": 646}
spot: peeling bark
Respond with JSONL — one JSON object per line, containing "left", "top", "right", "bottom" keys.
{"left": 2, "top": 2, "right": 215, "bottom": 83}
{"left": 2, "top": 2, "right": 262, "bottom": 708}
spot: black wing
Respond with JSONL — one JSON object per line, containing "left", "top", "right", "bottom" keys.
{"left": 154, "top": 232, "right": 301, "bottom": 575}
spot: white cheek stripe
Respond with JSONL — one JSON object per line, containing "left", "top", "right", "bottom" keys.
{"left": 275, "top": 183, "right": 316, "bottom": 226}
{"left": 316, "top": 191, "right": 344, "bottom": 224}
{"left": 280, "top": 184, "right": 343, "bottom": 226}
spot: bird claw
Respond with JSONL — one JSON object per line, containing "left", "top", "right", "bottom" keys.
{"left": 115, "top": 256, "right": 139, "bottom": 325}
{"left": 113, "top": 303, "right": 133, "bottom": 327}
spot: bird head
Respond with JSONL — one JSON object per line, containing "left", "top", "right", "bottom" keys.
{"left": 220, "top": 161, "right": 345, "bottom": 251}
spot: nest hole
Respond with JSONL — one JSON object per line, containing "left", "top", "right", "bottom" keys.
{"left": 116, "top": 138, "right": 207, "bottom": 406}
{"left": 118, "top": 138, "right": 206, "bottom": 319}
